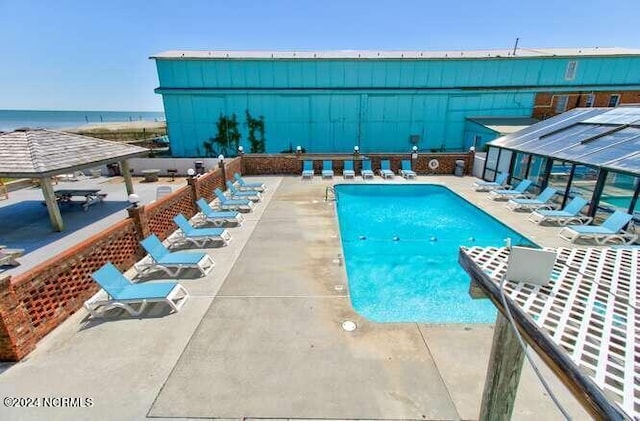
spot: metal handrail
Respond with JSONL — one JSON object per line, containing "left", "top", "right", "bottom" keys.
{"left": 325, "top": 186, "right": 337, "bottom": 202}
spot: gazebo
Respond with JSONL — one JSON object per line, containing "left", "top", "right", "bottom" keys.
{"left": 0, "top": 128, "right": 149, "bottom": 231}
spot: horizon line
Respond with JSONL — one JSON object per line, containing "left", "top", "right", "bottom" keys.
{"left": 0, "top": 108, "right": 165, "bottom": 113}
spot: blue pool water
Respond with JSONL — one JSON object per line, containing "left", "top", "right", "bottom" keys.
{"left": 335, "top": 184, "right": 533, "bottom": 324}
{"left": 600, "top": 196, "right": 638, "bottom": 213}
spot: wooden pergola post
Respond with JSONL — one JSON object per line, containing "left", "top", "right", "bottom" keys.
{"left": 39, "top": 177, "right": 64, "bottom": 232}
{"left": 120, "top": 159, "right": 134, "bottom": 196}
{"left": 479, "top": 312, "right": 525, "bottom": 420}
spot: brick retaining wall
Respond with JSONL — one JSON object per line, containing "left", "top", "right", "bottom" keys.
{"left": 0, "top": 219, "right": 139, "bottom": 360}
{"left": 241, "top": 152, "right": 474, "bottom": 176}
{"left": 0, "top": 158, "right": 240, "bottom": 361}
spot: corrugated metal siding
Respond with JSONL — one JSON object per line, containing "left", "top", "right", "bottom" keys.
{"left": 161, "top": 90, "right": 536, "bottom": 155}
{"left": 155, "top": 56, "right": 640, "bottom": 156}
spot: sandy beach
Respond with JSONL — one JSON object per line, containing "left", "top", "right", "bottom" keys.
{"left": 62, "top": 120, "right": 166, "bottom": 132}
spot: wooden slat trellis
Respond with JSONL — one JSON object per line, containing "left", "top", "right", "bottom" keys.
{"left": 460, "top": 246, "right": 638, "bottom": 419}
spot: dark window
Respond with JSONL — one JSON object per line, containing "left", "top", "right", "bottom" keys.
{"left": 608, "top": 94, "right": 620, "bottom": 107}
{"left": 585, "top": 94, "right": 595, "bottom": 107}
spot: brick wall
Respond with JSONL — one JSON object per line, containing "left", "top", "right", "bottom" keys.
{"left": 242, "top": 154, "right": 302, "bottom": 175}
{"left": 0, "top": 220, "right": 139, "bottom": 360}
{"left": 0, "top": 158, "right": 241, "bottom": 361}
{"left": 146, "top": 185, "right": 197, "bottom": 241}
{"left": 532, "top": 91, "right": 640, "bottom": 119}
{"left": 242, "top": 152, "right": 473, "bottom": 176}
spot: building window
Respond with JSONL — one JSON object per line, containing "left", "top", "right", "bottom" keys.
{"left": 565, "top": 61, "right": 578, "bottom": 80}
{"left": 555, "top": 95, "right": 569, "bottom": 113}
{"left": 608, "top": 94, "right": 620, "bottom": 107}
{"left": 585, "top": 94, "right": 595, "bottom": 107}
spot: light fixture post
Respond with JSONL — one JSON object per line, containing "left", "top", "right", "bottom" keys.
{"left": 218, "top": 154, "right": 227, "bottom": 187}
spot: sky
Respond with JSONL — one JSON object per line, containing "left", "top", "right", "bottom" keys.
{"left": 1, "top": 0, "right": 639, "bottom": 112}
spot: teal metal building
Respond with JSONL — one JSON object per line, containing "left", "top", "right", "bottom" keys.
{"left": 151, "top": 48, "right": 640, "bottom": 157}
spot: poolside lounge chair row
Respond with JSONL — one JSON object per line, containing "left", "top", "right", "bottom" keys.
{"left": 302, "top": 159, "right": 416, "bottom": 180}
{"left": 84, "top": 174, "right": 267, "bottom": 318}
{"left": 524, "top": 193, "right": 637, "bottom": 244}
{"left": 473, "top": 174, "right": 638, "bottom": 245}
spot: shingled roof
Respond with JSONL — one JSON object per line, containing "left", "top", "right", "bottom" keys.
{"left": 0, "top": 129, "right": 149, "bottom": 178}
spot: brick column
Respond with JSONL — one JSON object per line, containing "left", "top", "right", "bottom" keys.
{"left": 187, "top": 176, "right": 201, "bottom": 205}
{"left": 127, "top": 205, "right": 150, "bottom": 241}
{"left": 219, "top": 161, "right": 227, "bottom": 190}
{"left": 0, "top": 276, "right": 36, "bottom": 361}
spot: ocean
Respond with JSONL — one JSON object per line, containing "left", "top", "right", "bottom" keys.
{"left": 0, "top": 110, "right": 165, "bottom": 132}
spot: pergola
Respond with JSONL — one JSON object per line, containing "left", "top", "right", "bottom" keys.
{"left": 0, "top": 129, "right": 149, "bottom": 231}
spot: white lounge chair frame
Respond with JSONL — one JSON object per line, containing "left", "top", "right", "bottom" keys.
{"left": 172, "top": 214, "right": 232, "bottom": 248}
{"left": 529, "top": 212, "right": 593, "bottom": 226}
{"left": 528, "top": 197, "right": 592, "bottom": 226}
{"left": 137, "top": 235, "right": 215, "bottom": 277}
{"left": 195, "top": 199, "right": 244, "bottom": 227}
{"left": 558, "top": 212, "right": 638, "bottom": 245}
{"left": 321, "top": 161, "right": 334, "bottom": 179}
{"left": 505, "top": 187, "right": 558, "bottom": 211}
{"left": 488, "top": 179, "right": 532, "bottom": 201}
{"left": 84, "top": 283, "right": 189, "bottom": 317}
{"left": 343, "top": 161, "right": 355, "bottom": 179}
{"left": 472, "top": 172, "right": 509, "bottom": 192}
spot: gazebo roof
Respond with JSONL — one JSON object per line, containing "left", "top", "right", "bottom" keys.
{"left": 0, "top": 129, "right": 149, "bottom": 178}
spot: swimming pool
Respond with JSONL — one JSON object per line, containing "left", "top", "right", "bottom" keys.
{"left": 600, "top": 196, "right": 638, "bottom": 213}
{"left": 334, "top": 184, "right": 533, "bottom": 324}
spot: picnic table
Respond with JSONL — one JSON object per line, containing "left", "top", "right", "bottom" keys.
{"left": 54, "top": 189, "right": 107, "bottom": 211}
{"left": 141, "top": 169, "right": 160, "bottom": 182}
{"left": 0, "top": 246, "right": 23, "bottom": 267}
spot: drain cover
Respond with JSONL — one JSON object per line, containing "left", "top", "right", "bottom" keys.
{"left": 334, "top": 285, "right": 344, "bottom": 291}
{"left": 341, "top": 320, "right": 357, "bottom": 332}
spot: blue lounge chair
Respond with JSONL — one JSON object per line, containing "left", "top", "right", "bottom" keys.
{"left": 302, "top": 160, "right": 314, "bottom": 179}
{"left": 226, "top": 180, "right": 261, "bottom": 202}
{"left": 233, "top": 173, "right": 266, "bottom": 192}
{"left": 195, "top": 198, "right": 244, "bottom": 227}
{"left": 322, "top": 160, "right": 334, "bottom": 179}
{"left": 558, "top": 210, "right": 638, "bottom": 245}
{"left": 137, "top": 234, "right": 215, "bottom": 277}
{"left": 84, "top": 262, "right": 189, "bottom": 317}
{"left": 173, "top": 214, "right": 231, "bottom": 247}
{"left": 473, "top": 172, "right": 509, "bottom": 192}
{"left": 343, "top": 160, "right": 355, "bottom": 179}
{"left": 361, "top": 160, "right": 374, "bottom": 179}
{"left": 400, "top": 160, "right": 416, "bottom": 179}
{"left": 506, "top": 187, "right": 558, "bottom": 211}
{"left": 528, "top": 197, "right": 591, "bottom": 226}
{"left": 214, "top": 188, "right": 254, "bottom": 212}
{"left": 489, "top": 179, "right": 533, "bottom": 200}
{"left": 380, "top": 160, "right": 394, "bottom": 179}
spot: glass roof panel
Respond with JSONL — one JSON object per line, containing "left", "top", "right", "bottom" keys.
{"left": 582, "top": 107, "right": 640, "bottom": 125}
{"left": 577, "top": 143, "right": 640, "bottom": 166}
{"left": 490, "top": 108, "right": 606, "bottom": 149}
{"left": 489, "top": 107, "right": 640, "bottom": 176}
{"left": 605, "top": 152, "right": 640, "bottom": 173}
{"left": 525, "top": 124, "right": 611, "bottom": 155}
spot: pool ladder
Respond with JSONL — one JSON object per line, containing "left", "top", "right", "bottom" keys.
{"left": 325, "top": 186, "right": 337, "bottom": 202}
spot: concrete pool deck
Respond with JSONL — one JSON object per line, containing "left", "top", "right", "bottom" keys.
{"left": 0, "top": 175, "right": 594, "bottom": 420}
